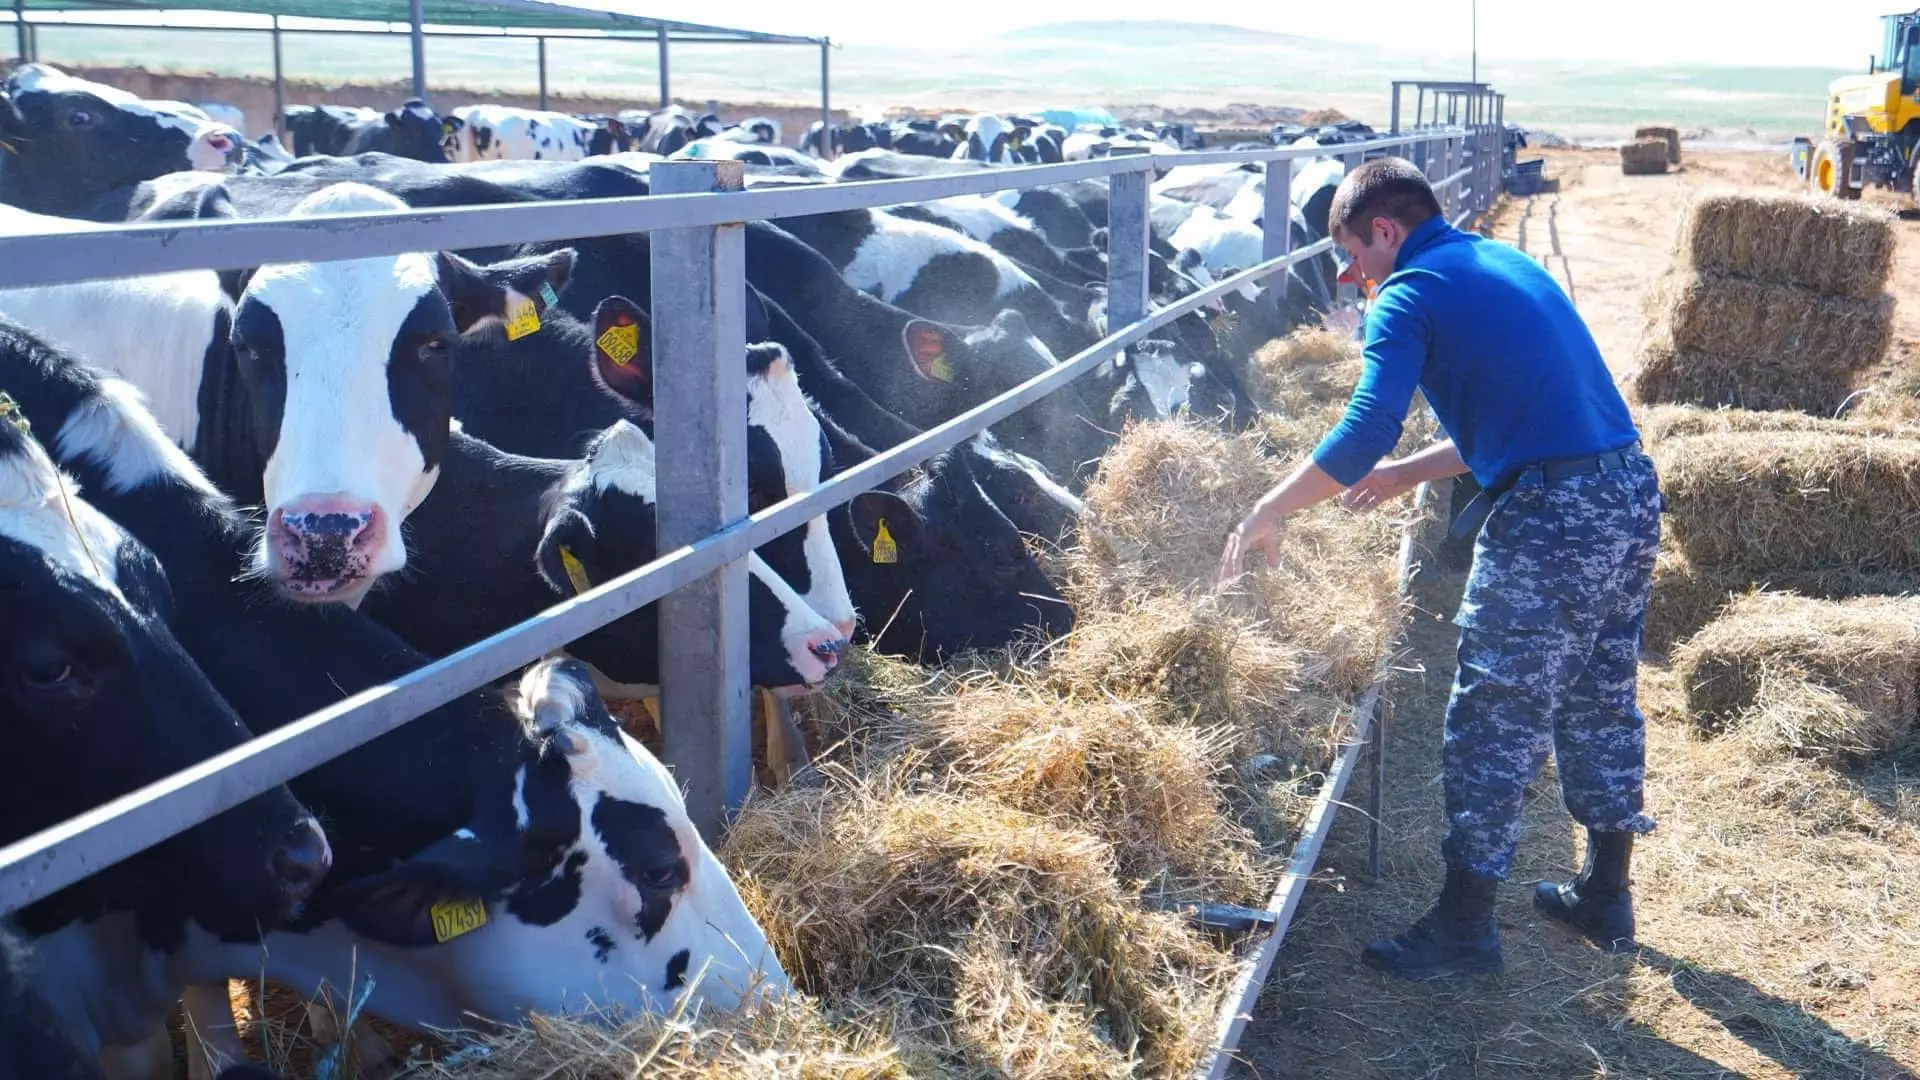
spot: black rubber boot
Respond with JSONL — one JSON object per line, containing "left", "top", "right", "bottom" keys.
{"left": 1533, "top": 828, "right": 1637, "bottom": 953}
{"left": 1361, "top": 865, "right": 1503, "bottom": 980}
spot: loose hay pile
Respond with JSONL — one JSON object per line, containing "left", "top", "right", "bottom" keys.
{"left": 1631, "top": 193, "right": 1898, "bottom": 414}
{"left": 1673, "top": 592, "right": 1920, "bottom": 760}
{"left": 412, "top": 326, "right": 1421, "bottom": 1079}
{"left": 1621, "top": 138, "right": 1671, "bottom": 176}
{"left": 1633, "top": 125, "right": 1682, "bottom": 164}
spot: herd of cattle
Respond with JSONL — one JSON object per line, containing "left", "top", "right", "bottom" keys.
{"left": 0, "top": 61, "right": 1362, "bottom": 1079}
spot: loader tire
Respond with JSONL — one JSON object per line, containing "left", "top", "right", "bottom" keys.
{"left": 1811, "top": 139, "right": 1860, "bottom": 200}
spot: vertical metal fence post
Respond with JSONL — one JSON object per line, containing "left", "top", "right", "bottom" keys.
{"left": 1105, "top": 148, "right": 1152, "bottom": 333}
{"left": 537, "top": 38, "right": 548, "bottom": 111}
{"left": 819, "top": 39, "right": 832, "bottom": 159}
{"left": 270, "top": 16, "right": 285, "bottom": 139}
{"left": 408, "top": 0, "right": 427, "bottom": 104}
{"left": 1262, "top": 154, "right": 1292, "bottom": 301}
{"left": 649, "top": 161, "right": 751, "bottom": 846}
{"left": 657, "top": 27, "right": 670, "bottom": 109}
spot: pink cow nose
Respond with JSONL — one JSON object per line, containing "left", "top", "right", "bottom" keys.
{"left": 269, "top": 497, "right": 386, "bottom": 598}
{"left": 806, "top": 633, "right": 847, "bottom": 679}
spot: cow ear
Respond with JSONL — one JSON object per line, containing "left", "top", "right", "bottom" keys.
{"left": 437, "top": 249, "right": 577, "bottom": 335}
{"left": 848, "top": 491, "right": 924, "bottom": 565}
{"left": 1088, "top": 227, "right": 1109, "bottom": 253}
{"left": 589, "top": 295, "right": 652, "bottom": 406}
{"left": 900, "top": 320, "right": 962, "bottom": 384}
{"left": 535, "top": 506, "right": 600, "bottom": 598}
{"left": 327, "top": 830, "right": 512, "bottom": 948}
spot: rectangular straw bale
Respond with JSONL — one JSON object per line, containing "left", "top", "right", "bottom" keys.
{"left": 1650, "top": 270, "right": 1894, "bottom": 367}
{"left": 1675, "top": 193, "right": 1895, "bottom": 301}
{"left": 1673, "top": 593, "right": 1920, "bottom": 753}
{"left": 1635, "top": 403, "right": 1920, "bottom": 444}
{"left": 1641, "top": 543, "right": 1920, "bottom": 657}
{"left": 1634, "top": 125, "right": 1681, "bottom": 163}
{"left": 1621, "top": 139, "right": 1670, "bottom": 175}
{"left": 1652, "top": 432, "right": 1920, "bottom": 576}
{"left": 1630, "top": 341, "right": 1858, "bottom": 416}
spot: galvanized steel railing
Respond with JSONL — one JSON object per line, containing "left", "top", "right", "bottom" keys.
{"left": 0, "top": 121, "right": 1499, "bottom": 916}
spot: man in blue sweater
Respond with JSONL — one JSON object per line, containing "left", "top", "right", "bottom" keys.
{"left": 1216, "top": 158, "right": 1662, "bottom": 980}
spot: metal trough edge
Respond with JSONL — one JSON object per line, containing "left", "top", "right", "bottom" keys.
{"left": 1193, "top": 480, "right": 1434, "bottom": 1080}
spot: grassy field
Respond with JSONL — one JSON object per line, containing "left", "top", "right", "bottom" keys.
{"left": 18, "top": 18, "right": 1832, "bottom": 143}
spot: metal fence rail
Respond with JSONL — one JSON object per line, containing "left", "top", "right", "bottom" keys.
{"left": 0, "top": 120, "right": 1501, "bottom": 916}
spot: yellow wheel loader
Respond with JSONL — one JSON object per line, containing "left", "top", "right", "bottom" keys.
{"left": 1792, "top": 9, "right": 1920, "bottom": 201}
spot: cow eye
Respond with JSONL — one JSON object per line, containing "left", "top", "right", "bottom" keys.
{"left": 19, "top": 657, "right": 78, "bottom": 694}
{"left": 417, "top": 338, "right": 451, "bottom": 364}
{"left": 67, "top": 109, "right": 95, "bottom": 128}
{"left": 638, "top": 861, "right": 685, "bottom": 891}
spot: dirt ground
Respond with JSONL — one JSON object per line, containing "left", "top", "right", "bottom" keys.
{"left": 1226, "top": 148, "right": 1920, "bottom": 1080}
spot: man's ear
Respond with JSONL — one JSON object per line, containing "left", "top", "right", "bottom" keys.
{"left": 900, "top": 320, "right": 962, "bottom": 384}
{"left": 535, "top": 506, "right": 600, "bottom": 597}
{"left": 326, "top": 830, "right": 512, "bottom": 948}
{"left": 436, "top": 248, "right": 577, "bottom": 336}
{"left": 589, "top": 294, "right": 653, "bottom": 407}
{"left": 847, "top": 491, "right": 924, "bottom": 565}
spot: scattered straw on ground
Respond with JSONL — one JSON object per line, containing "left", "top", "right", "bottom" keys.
{"left": 1673, "top": 191, "right": 1895, "bottom": 302}
{"left": 1673, "top": 592, "right": 1920, "bottom": 760}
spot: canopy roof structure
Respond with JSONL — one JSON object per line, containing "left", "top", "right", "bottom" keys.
{"left": 5, "top": 0, "right": 824, "bottom": 44}
{"left": 4, "top": 1, "right": 835, "bottom": 150}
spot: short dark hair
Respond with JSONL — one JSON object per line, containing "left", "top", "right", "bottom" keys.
{"left": 1327, "top": 157, "right": 1442, "bottom": 246}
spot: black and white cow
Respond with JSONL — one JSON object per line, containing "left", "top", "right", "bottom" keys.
{"left": 205, "top": 182, "right": 575, "bottom": 603}
{"left": 362, "top": 416, "right": 848, "bottom": 693}
{"left": 0, "top": 65, "right": 243, "bottom": 216}
{"left": 0, "top": 326, "right": 787, "bottom": 1073}
{"left": 743, "top": 220, "right": 1114, "bottom": 486}
{"left": 281, "top": 100, "right": 449, "bottom": 163}
{"left": 441, "top": 104, "right": 629, "bottom": 163}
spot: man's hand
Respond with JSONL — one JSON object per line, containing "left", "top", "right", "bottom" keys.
{"left": 1216, "top": 509, "right": 1282, "bottom": 589}
{"left": 1341, "top": 461, "right": 1419, "bottom": 514}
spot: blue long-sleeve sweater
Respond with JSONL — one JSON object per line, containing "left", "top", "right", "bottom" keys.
{"left": 1310, "top": 214, "right": 1640, "bottom": 490}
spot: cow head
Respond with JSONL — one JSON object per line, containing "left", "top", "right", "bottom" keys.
{"left": 328, "top": 657, "right": 789, "bottom": 1014}
{"left": 587, "top": 296, "right": 857, "bottom": 641}
{"left": 899, "top": 312, "right": 1111, "bottom": 487}
{"left": 0, "top": 414, "right": 328, "bottom": 934}
{"left": 438, "top": 109, "right": 469, "bottom": 160}
{"left": 964, "top": 429, "right": 1084, "bottom": 547}
{"left": 841, "top": 447, "right": 1074, "bottom": 658}
{"left": 230, "top": 182, "right": 574, "bottom": 604}
{"left": 533, "top": 420, "right": 847, "bottom": 691}
{"left": 0, "top": 65, "right": 243, "bottom": 215}
{"left": 386, "top": 98, "right": 450, "bottom": 163}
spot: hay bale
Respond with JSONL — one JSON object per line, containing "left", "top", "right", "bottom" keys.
{"left": 1734, "top": 671, "right": 1911, "bottom": 764}
{"left": 1644, "top": 547, "right": 1744, "bottom": 658}
{"left": 1673, "top": 593, "right": 1920, "bottom": 758}
{"left": 721, "top": 778, "right": 1234, "bottom": 1077}
{"left": 1621, "top": 138, "right": 1670, "bottom": 175}
{"left": 1630, "top": 340, "right": 1858, "bottom": 415}
{"left": 1635, "top": 403, "right": 1920, "bottom": 443}
{"left": 1673, "top": 193, "right": 1894, "bottom": 301}
{"left": 1646, "top": 270, "right": 1894, "bottom": 369}
{"left": 1634, "top": 125, "right": 1682, "bottom": 163}
{"left": 1652, "top": 432, "right": 1920, "bottom": 576}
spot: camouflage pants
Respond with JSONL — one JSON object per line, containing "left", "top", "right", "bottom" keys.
{"left": 1442, "top": 450, "right": 1663, "bottom": 881}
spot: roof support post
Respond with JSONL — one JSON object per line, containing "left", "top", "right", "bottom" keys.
{"left": 408, "top": 0, "right": 427, "bottom": 104}
{"left": 537, "top": 37, "right": 548, "bottom": 111}
{"left": 14, "top": 0, "right": 26, "bottom": 65}
{"left": 271, "top": 15, "right": 286, "bottom": 138}
{"left": 649, "top": 160, "right": 750, "bottom": 847}
{"left": 657, "top": 26, "right": 670, "bottom": 109}
{"left": 818, "top": 38, "right": 832, "bottom": 159}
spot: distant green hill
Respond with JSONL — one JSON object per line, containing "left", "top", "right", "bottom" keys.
{"left": 17, "top": 18, "right": 1831, "bottom": 142}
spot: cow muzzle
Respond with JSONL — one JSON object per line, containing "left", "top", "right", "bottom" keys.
{"left": 268, "top": 496, "right": 388, "bottom": 602}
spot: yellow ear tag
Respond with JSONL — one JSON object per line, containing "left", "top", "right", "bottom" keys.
{"left": 504, "top": 295, "right": 541, "bottom": 341}
{"left": 926, "top": 352, "right": 955, "bottom": 383}
{"left": 429, "top": 898, "right": 488, "bottom": 943}
{"left": 597, "top": 322, "right": 640, "bottom": 367}
{"left": 871, "top": 518, "right": 898, "bottom": 564}
{"left": 558, "top": 545, "right": 593, "bottom": 596}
